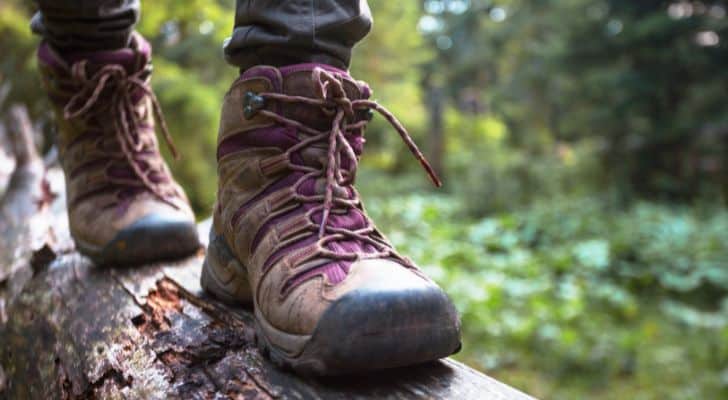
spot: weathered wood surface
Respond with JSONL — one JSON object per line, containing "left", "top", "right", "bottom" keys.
{"left": 0, "top": 113, "right": 536, "bottom": 399}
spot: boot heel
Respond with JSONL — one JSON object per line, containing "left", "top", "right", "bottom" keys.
{"left": 201, "top": 230, "right": 253, "bottom": 305}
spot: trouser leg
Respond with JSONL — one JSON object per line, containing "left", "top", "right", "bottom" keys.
{"left": 31, "top": 0, "right": 372, "bottom": 68}
{"left": 224, "top": 0, "right": 373, "bottom": 71}
{"left": 31, "top": 0, "right": 139, "bottom": 52}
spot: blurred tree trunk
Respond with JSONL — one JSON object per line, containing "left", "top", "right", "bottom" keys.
{"left": 426, "top": 84, "right": 446, "bottom": 180}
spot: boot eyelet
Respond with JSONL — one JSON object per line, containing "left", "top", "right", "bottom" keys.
{"left": 243, "top": 91, "right": 266, "bottom": 119}
{"left": 364, "top": 109, "right": 374, "bottom": 121}
{"left": 243, "top": 105, "right": 255, "bottom": 119}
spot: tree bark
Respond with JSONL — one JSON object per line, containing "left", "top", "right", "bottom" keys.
{"left": 0, "top": 117, "right": 534, "bottom": 399}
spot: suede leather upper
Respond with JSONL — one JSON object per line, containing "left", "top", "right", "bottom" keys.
{"left": 213, "top": 65, "right": 439, "bottom": 336}
{"left": 38, "top": 32, "right": 195, "bottom": 253}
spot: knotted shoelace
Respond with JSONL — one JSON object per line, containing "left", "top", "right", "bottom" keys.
{"left": 254, "top": 67, "right": 442, "bottom": 262}
{"left": 63, "top": 60, "right": 179, "bottom": 208}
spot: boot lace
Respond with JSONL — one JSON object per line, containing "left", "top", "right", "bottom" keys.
{"left": 252, "top": 67, "right": 441, "bottom": 263}
{"left": 63, "top": 60, "right": 179, "bottom": 208}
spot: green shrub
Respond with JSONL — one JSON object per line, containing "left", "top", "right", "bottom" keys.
{"left": 359, "top": 179, "right": 728, "bottom": 399}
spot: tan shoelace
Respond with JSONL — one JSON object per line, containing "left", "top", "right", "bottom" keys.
{"left": 253, "top": 67, "right": 441, "bottom": 262}
{"left": 64, "top": 61, "right": 179, "bottom": 208}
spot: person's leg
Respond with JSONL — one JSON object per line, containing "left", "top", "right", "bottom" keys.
{"left": 224, "top": 0, "right": 373, "bottom": 71}
{"left": 31, "top": 0, "right": 139, "bottom": 52}
{"left": 33, "top": 0, "right": 200, "bottom": 265}
{"left": 203, "top": 1, "right": 461, "bottom": 375}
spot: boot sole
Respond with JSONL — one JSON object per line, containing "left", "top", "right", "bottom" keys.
{"left": 202, "top": 230, "right": 461, "bottom": 376}
{"left": 74, "top": 215, "right": 201, "bottom": 266}
{"left": 200, "top": 230, "right": 253, "bottom": 305}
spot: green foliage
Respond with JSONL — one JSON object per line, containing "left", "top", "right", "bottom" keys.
{"left": 350, "top": 1, "right": 433, "bottom": 171}
{"left": 137, "top": 0, "right": 237, "bottom": 213}
{"left": 360, "top": 180, "right": 728, "bottom": 399}
{"left": 152, "top": 60, "right": 221, "bottom": 212}
{"left": 442, "top": 108, "right": 605, "bottom": 215}
{"left": 0, "top": 2, "right": 43, "bottom": 117}
{"left": 421, "top": 0, "right": 728, "bottom": 198}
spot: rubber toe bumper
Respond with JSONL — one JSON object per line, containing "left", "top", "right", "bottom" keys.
{"left": 78, "top": 213, "right": 201, "bottom": 266}
{"left": 259, "top": 283, "right": 462, "bottom": 375}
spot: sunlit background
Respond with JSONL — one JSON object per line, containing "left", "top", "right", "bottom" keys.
{"left": 1, "top": 1, "right": 727, "bottom": 398}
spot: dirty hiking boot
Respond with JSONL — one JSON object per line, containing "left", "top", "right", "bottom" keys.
{"left": 38, "top": 32, "right": 200, "bottom": 265}
{"left": 202, "top": 64, "right": 461, "bottom": 375}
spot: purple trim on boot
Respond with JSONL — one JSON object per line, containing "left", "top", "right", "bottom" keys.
{"left": 37, "top": 41, "right": 65, "bottom": 71}
{"left": 279, "top": 63, "right": 349, "bottom": 77}
{"left": 241, "top": 66, "right": 283, "bottom": 92}
{"left": 38, "top": 32, "right": 150, "bottom": 76}
{"left": 282, "top": 261, "right": 351, "bottom": 295}
{"left": 217, "top": 126, "right": 298, "bottom": 160}
{"left": 230, "top": 172, "right": 302, "bottom": 229}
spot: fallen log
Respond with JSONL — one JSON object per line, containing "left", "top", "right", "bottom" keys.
{"left": 0, "top": 114, "right": 535, "bottom": 399}
{"left": 0, "top": 105, "right": 61, "bottom": 329}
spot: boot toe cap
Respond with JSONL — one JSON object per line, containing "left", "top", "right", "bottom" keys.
{"left": 91, "top": 212, "right": 201, "bottom": 266}
{"left": 311, "top": 282, "right": 461, "bottom": 374}
{"left": 276, "top": 260, "right": 462, "bottom": 375}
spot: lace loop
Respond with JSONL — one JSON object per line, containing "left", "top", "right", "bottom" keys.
{"left": 254, "top": 67, "right": 442, "bottom": 249}
{"left": 62, "top": 60, "right": 179, "bottom": 208}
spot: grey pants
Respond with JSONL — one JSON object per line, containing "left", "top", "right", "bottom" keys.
{"left": 32, "top": 0, "right": 372, "bottom": 70}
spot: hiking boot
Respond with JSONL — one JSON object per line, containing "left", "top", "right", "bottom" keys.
{"left": 202, "top": 64, "right": 461, "bottom": 375}
{"left": 38, "top": 32, "right": 200, "bottom": 265}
